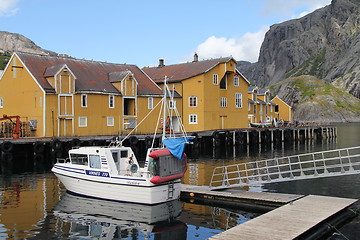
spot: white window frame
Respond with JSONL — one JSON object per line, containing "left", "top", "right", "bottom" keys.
{"left": 0, "top": 97, "right": 3, "bottom": 108}
{"left": 169, "top": 100, "right": 176, "bottom": 109}
{"left": 189, "top": 114, "right": 198, "bottom": 124}
{"left": 107, "top": 116, "right": 114, "bottom": 126}
{"left": 213, "top": 74, "right": 218, "bottom": 85}
{"left": 148, "top": 97, "right": 153, "bottom": 109}
{"left": 109, "top": 95, "right": 115, "bottom": 108}
{"left": 220, "top": 97, "right": 227, "bottom": 108}
{"left": 81, "top": 94, "right": 87, "bottom": 108}
{"left": 235, "top": 93, "right": 242, "bottom": 108}
{"left": 78, "top": 116, "right": 88, "bottom": 127}
{"left": 189, "top": 96, "right": 198, "bottom": 107}
{"left": 234, "top": 76, "right": 239, "bottom": 86}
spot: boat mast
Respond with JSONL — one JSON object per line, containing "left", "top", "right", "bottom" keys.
{"left": 162, "top": 76, "right": 167, "bottom": 143}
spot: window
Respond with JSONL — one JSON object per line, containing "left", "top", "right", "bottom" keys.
{"left": 235, "top": 93, "right": 242, "bottom": 108}
{"left": 254, "top": 105, "right": 257, "bottom": 114}
{"left": 234, "top": 76, "right": 239, "bottom": 86}
{"left": 189, "top": 114, "right": 198, "bottom": 124}
{"left": 275, "top": 105, "right": 279, "bottom": 112}
{"left": 148, "top": 97, "right": 153, "bottom": 109}
{"left": 70, "top": 153, "right": 88, "bottom": 165}
{"left": 0, "top": 97, "right": 3, "bottom": 108}
{"left": 213, "top": 74, "right": 218, "bottom": 85}
{"left": 220, "top": 97, "right": 227, "bottom": 107}
{"left": 107, "top": 116, "right": 114, "bottom": 126}
{"left": 89, "top": 155, "right": 101, "bottom": 169}
{"left": 79, "top": 116, "right": 87, "bottom": 127}
{"left": 81, "top": 94, "right": 87, "bottom": 108}
{"left": 248, "top": 102, "right": 251, "bottom": 111}
{"left": 169, "top": 100, "right": 176, "bottom": 109}
{"left": 109, "top": 95, "right": 115, "bottom": 108}
{"left": 189, "top": 96, "right": 197, "bottom": 107}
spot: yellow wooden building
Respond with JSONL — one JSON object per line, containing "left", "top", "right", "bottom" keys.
{"left": 247, "top": 86, "right": 292, "bottom": 125}
{"left": 0, "top": 52, "right": 163, "bottom": 137}
{"left": 143, "top": 55, "right": 250, "bottom": 132}
{"left": 271, "top": 96, "right": 292, "bottom": 122}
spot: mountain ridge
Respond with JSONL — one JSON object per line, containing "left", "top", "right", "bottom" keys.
{"left": 238, "top": 0, "right": 360, "bottom": 99}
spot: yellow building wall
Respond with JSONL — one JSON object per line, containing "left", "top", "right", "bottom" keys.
{"left": 272, "top": 96, "right": 292, "bottom": 121}
{"left": 0, "top": 55, "right": 44, "bottom": 137}
{"left": 0, "top": 55, "right": 165, "bottom": 137}
{"left": 180, "top": 60, "right": 249, "bottom": 132}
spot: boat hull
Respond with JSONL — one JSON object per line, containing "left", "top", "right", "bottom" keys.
{"left": 52, "top": 164, "right": 181, "bottom": 205}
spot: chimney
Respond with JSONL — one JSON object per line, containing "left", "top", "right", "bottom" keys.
{"left": 193, "top": 53, "right": 198, "bottom": 62}
{"left": 158, "top": 59, "right": 165, "bottom": 67}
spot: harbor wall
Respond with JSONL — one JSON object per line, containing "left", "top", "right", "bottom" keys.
{"left": 0, "top": 126, "right": 336, "bottom": 174}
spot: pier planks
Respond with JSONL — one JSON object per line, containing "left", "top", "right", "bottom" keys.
{"left": 181, "top": 184, "right": 303, "bottom": 207}
{"left": 209, "top": 195, "right": 357, "bottom": 240}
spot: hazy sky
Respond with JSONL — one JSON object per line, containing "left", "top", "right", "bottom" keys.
{"left": 0, "top": 0, "right": 331, "bottom": 67}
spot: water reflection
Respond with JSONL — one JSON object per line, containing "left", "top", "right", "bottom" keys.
{"left": 53, "top": 193, "right": 187, "bottom": 239}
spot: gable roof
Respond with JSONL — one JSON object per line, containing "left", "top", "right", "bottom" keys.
{"left": 272, "top": 96, "right": 292, "bottom": 108}
{"left": 143, "top": 57, "right": 234, "bottom": 83}
{"left": 15, "top": 52, "right": 162, "bottom": 95}
{"left": 258, "top": 89, "right": 270, "bottom": 95}
{"left": 248, "top": 86, "right": 258, "bottom": 93}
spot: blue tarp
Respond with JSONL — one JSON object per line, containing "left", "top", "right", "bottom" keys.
{"left": 162, "top": 137, "right": 193, "bottom": 160}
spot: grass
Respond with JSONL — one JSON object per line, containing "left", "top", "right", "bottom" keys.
{"left": 271, "top": 75, "right": 360, "bottom": 114}
{"left": 286, "top": 48, "right": 326, "bottom": 78}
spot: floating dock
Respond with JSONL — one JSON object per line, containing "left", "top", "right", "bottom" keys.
{"left": 181, "top": 184, "right": 302, "bottom": 211}
{"left": 209, "top": 195, "right": 357, "bottom": 240}
{"left": 180, "top": 185, "right": 358, "bottom": 240}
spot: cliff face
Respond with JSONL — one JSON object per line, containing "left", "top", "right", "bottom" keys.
{"left": 238, "top": 0, "right": 360, "bottom": 98}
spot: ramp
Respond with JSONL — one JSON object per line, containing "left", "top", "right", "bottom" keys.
{"left": 210, "top": 146, "right": 360, "bottom": 190}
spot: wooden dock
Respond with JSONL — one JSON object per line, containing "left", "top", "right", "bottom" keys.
{"left": 181, "top": 184, "right": 303, "bottom": 210}
{"left": 209, "top": 195, "right": 357, "bottom": 240}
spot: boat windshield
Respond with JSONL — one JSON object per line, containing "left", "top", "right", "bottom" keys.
{"left": 70, "top": 153, "right": 88, "bottom": 165}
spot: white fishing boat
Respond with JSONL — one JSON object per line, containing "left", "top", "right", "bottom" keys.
{"left": 52, "top": 78, "right": 192, "bottom": 205}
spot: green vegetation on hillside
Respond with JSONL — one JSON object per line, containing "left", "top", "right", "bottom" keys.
{"left": 285, "top": 48, "right": 326, "bottom": 79}
{"left": 271, "top": 75, "right": 360, "bottom": 113}
{"left": 0, "top": 52, "right": 11, "bottom": 70}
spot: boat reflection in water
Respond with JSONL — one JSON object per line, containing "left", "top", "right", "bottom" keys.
{"left": 53, "top": 193, "right": 187, "bottom": 239}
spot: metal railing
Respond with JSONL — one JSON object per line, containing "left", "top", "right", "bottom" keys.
{"left": 210, "top": 146, "right": 360, "bottom": 190}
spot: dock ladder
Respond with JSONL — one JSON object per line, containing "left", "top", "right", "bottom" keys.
{"left": 210, "top": 146, "right": 360, "bottom": 190}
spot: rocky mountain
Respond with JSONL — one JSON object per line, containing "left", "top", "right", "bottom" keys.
{"left": 0, "top": 31, "right": 57, "bottom": 55}
{"left": 238, "top": 0, "right": 360, "bottom": 99}
{"left": 0, "top": 31, "right": 61, "bottom": 70}
{"left": 271, "top": 75, "right": 360, "bottom": 122}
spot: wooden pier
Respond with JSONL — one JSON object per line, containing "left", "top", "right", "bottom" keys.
{"left": 209, "top": 195, "right": 357, "bottom": 240}
{"left": 0, "top": 125, "right": 337, "bottom": 174}
{"left": 180, "top": 185, "right": 358, "bottom": 240}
